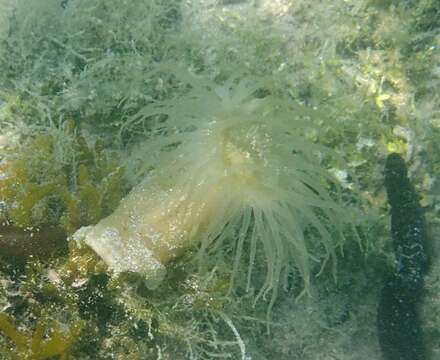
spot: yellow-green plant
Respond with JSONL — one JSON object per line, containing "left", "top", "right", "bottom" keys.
{"left": 0, "top": 124, "right": 126, "bottom": 235}
{"left": 0, "top": 313, "right": 84, "bottom": 360}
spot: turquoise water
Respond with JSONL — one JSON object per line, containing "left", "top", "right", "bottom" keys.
{"left": 0, "top": 1, "right": 439, "bottom": 359}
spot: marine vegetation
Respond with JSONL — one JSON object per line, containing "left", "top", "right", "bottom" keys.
{"left": 0, "top": 0, "right": 439, "bottom": 358}
{"left": 0, "top": 313, "right": 84, "bottom": 360}
{"left": 0, "top": 120, "right": 127, "bottom": 260}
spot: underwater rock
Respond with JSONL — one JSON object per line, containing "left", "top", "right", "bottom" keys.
{"left": 377, "top": 153, "right": 428, "bottom": 360}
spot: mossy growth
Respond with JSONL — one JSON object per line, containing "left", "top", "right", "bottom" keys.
{"left": 58, "top": 240, "right": 108, "bottom": 285}
{"left": 0, "top": 313, "right": 84, "bottom": 360}
{"left": 105, "top": 262, "right": 260, "bottom": 360}
{"left": 0, "top": 0, "right": 184, "bottom": 133}
{"left": 0, "top": 120, "right": 127, "bottom": 236}
{"left": 0, "top": 250, "right": 258, "bottom": 359}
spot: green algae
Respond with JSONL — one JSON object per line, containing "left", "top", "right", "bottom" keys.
{"left": 0, "top": 313, "right": 84, "bottom": 360}
{"left": 0, "top": 0, "right": 438, "bottom": 359}
{"left": 0, "top": 123, "right": 126, "bottom": 237}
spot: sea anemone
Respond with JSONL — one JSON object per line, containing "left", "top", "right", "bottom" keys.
{"left": 74, "top": 71, "right": 353, "bottom": 309}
